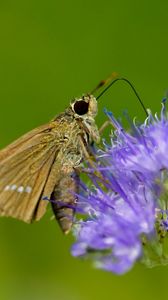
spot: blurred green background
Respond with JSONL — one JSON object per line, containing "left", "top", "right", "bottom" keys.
{"left": 0, "top": 1, "right": 167, "bottom": 299}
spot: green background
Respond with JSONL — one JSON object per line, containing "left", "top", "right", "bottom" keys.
{"left": 0, "top": 1, "right": 167, "bottom": 299}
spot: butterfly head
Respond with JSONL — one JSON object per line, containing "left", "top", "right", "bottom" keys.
{"left": 70, "top": 95, "right": 100, "bottom": 143}
{"left": 70, "top": 95, "right": 98, "bottom": 118}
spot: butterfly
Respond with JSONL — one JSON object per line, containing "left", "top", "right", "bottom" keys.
{"left": 0, "top": 95, "right": 100, "bottom": 234}
{"left": 0, "top": 74, "right": 146, "bottom": 234}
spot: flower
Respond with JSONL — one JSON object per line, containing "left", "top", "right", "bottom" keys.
{"left": 71, "top": 101, "right": 168, "bottom": 274}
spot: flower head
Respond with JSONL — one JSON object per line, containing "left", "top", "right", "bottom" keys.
{"left": 71, "top": 101, "right": 168, "bottom": 274}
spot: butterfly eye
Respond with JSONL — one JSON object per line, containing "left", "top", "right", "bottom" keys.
{"left": 73, "top": 100, "right": 89, "bottom": 115}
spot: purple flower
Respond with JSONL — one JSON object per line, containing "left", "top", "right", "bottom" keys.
{"left": 71, "top": 101, "right": 168, "bottom": 274}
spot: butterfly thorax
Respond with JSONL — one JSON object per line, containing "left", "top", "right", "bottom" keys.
{"left": 50, "top": 95, "right": 100, "bottom": 164}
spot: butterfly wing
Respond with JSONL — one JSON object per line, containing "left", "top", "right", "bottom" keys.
{"left": 0, "top": 121, "right": 62, "bottom": 223}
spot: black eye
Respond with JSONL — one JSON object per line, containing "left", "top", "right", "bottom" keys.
{"left": 74, "top": 100, "right": 89, "bottom": 115}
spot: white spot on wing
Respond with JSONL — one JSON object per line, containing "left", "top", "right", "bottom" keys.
{"left": 17, "top": 186, "right": 24, "bottom": 193}
{"left": 25, "top": 186, "right": 32, "bottom": 193}
{"left": 11, "top": 184, "right": 17, "bottom": 190}
{"left": 4, "top": 185, "right": 10, "bottom": 191}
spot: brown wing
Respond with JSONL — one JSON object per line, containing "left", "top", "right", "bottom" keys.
{"left": 0, "top": 122, "right": 61, "bottom": 223}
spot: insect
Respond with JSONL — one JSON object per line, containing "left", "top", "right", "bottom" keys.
{"left": 0, "top": 76, "right": 148, "bottom": 234}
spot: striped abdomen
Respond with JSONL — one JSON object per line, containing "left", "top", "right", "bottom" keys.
{"left": 50, "top": 171, "right": 79, "bottom": 234}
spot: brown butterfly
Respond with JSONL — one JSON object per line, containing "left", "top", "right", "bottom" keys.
{"left": 0, "top": 95, "right": 100, "bottom": 234}
{"left": 0, "top": 75, "right": 146, "bottom": 234}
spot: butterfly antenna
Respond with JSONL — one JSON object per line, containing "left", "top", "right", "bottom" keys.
{"left": 96, "top": 77, "right": 148, "bottom": 117}
{"left": 90, "top": 72, "right": 119, "bottom": 94}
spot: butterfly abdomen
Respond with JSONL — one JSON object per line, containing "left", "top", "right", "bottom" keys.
{"left": 50, "top": 171, "right": 79, "bottom": 234}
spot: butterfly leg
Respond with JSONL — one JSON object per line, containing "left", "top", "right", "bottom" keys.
{"left": 77, "top": 137, "right": 107, "bottom": 184}
{"left": 78, "top": 137, "right": 97, "bottom": 170}
{"left": 99, "top": 120, "right": 111, "bottom": 134}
